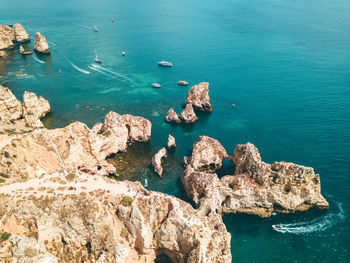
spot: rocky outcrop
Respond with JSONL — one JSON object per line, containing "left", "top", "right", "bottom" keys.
{"left": 165, "top": 108, "right": 181, "bottom": 124}
{"left": 0, "top": 180, "right": 231, "bottom": 263}
{"left": 0, "top": 85, "right": 23, "bottom": 121}
{"left": 34, "top": 32, "right": 50, "bottom": 54}
{"left": 167, "top": 134, "right": 176, "bottom": 149}
{"left": 20, "top": 45, "right": 33, "bottom": 55}
{"left": 0, "top": 25, "right": 14, "bottom": 50}
{"left": 180, "top": 104, "right": 198, "bottom": 123}
{"left": 182, "top": 137, "right": 329, "bottom": 217}
{"left": 12, "top": 23, "right": 29, "bottom": 43}
{"left": 152, "top": 147, "right": 167, "bottom": 177}
{"left": 185, "top": 82, "right": 212, "bottom": 112}
{"left": 22, "top": 91, "right": 51, "bottom": 128}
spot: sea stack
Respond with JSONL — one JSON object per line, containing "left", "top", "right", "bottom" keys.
{"left": 152, "top": 147, "right": 167, "bottom": 177}
{"left": 185, "top": 82, "right": 212, "bottom": 112}
{"left": 0, "top": 25, "right": 14, "bottom": 50}
{"left": 34, "top": 32, "right": 50, "bottom": 54}
{"left": 12, "top": 23, "right": 29, "bottom": 43}
{"left": 180, "top": 103, "right": 198, "bottom": 123}
{"left": 167, "top": 134, "right": 176, "bottom": 149}
{"left": 165, "top": 108, "right": 181, "bottom": 124}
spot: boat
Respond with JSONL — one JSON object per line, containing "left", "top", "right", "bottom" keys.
{"left": 151, "top": 83, "right": 161, "bottom": 88}
{"left": 112, "top": 17, "right": 115, "bottom": 22}
{"left": 177, "top": 80, "right": 188, "bottom": 86}
{"left": 94, "top": 50, "right": 102, "bottom": 63}
{"left": 93, "top": 25, "right": 98, "bottom": 32}
{"left": 121, "top": 51, "right": 126, "bottom": 56}
{"left": 144, "top": 179, "right": 148, "bottom": 188}
{"left": 272, "top": 224, "right": 285, "bottom": 230}
{"left": 19, "top": 45, "right": 33, "bottom": 55}
{"left": 158, "top": 61, "right": 173, "bottom": 67}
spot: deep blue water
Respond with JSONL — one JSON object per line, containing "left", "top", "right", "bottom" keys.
{"left": 1, "top": 0, "right": 350, "bottom": 262}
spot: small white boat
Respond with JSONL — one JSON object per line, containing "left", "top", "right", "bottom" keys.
{"left": 93, "top": 25, "right": 98, "bottom": 32}
{"left": 272, "top": 224, "right": 285, "bottom": 230}
{"left": 158, "top": 61, "right": 173, "bottom": 67}
{"left": 112, "top": 17, "right": 115, "bottom": 22}
{"left": 144, "top": 179, "right": 148, "bottom": 188}
{"left": 122, "top": 51, "right": 126, "bottom": 56}
{"left": 151, "top": 83, "right": 161, "bottom": 88}
{"left": 177, "top": 80, "right": 188, "bottom": 86}
{"left": 94, "top": 50, "right": 102, "bottom": 63}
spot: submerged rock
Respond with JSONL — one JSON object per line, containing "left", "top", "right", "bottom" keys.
{"left": 12, "top": 23, "right": 29, "bottom": 43}
{"left": 167, "top": 134, "right": 176, "bottom": 149}
{"left": 152, "top": 147, "right": 167, "bottom": 177}
{"left": 22, "top": 91, "right": 51, "bottom": 128}
{"left": 180, "top": 103, "right": 198, "bottom": 123}
{"left": 34, "top": 32, "right": 50, "bottom": 54}
{"left": 165, "top": 108, "right": 181, "bottom": 124}
{"left": 182, "top": 137, "right": 329, "bottom": 217}
{"left": 185, "top": 82, "right": 212, "bottom": 112}
{"left": 0, "top": 25, "right": 14, "bottom": 50}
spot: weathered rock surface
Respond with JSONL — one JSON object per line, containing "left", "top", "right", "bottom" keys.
{"left": 182, "top": 137, "right": 329, "bottom": 217}
{"left": 180, "top": 104, "right": 198, "bottom": 123}
{"left": 167, "top": 134, "right": 176, "bottom": 149}
{"left": 0, "top": 85, "right": 23, "bottom": 121}
{"left": 34, "top": 32, "right": 50, "bottom": 54}
{"left": 0, "top": 177, "right": 231, "bottom": 263}
{"left": 185, "top": 82, "right": 212, "bottom": 112}
{"left": 0, "top": 25, "right": 14, "bottom": 50}
{"left": 165, "top": 108, "right": 181, "bottom": 124}
{"left": 22, "top": 91, "right": 51, "bottom": 128}
{"left": 12, "top": 23, "right": 29, "bottom": 43}
{"left": 152, "top": 147, "right": 167, "bottom": 177}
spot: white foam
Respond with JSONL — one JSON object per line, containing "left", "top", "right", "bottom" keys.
{"left": 33, "top": 54, "right": 45, "bottom": 64}
{"left": 273, "top": 202, "right": 345, "bottom": 234}
{"left": 88, "top": 66, "right": 114, "bottom": 77}
{"left": 90, "top": 64, "right": 133, "bottom": 82}
{"left": 67, "top": 60, "right": 90, "bottom": 74}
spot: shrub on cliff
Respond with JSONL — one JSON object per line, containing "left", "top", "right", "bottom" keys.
{"left": 121, "top": 196, "right": 133, "bottom": 206}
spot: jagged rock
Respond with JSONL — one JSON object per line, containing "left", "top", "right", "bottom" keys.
{"left": 189, "top": 136, "right": 227, "bottom": 171}
{"left": 22, "top": 91, "right": 51, "bottom": 128}
{"left": 152, "top": 147, "right": 167, "bottom": 177}
{"left": 19, "top": 45, "right": 32, "bottom": 55}
{"left": 180, "top": 104, "right": 198, "bottom": 123}
{"left": 185, "top": 82, "right": 212, "bottom": 112}
{"left": 12, "top": 23, "right": 29, "bottom": 43}
{"left": 0, "top": 180, "right": 231, "bottom": 263}
{"left": 34, "top": 32, "right": 50, "bottom": 54}
{"left": 0, "top": 85, "right": 22, "bottom": 121}
{"left": 167, "top": 134, "right": 176, "bottom": 149}
{"left": 182, "top": 138, "right": 329, "bottom": 218}
{"left": 0, "top": 25, "right": 14, "bottom": 50}
{"left": 165, "top": 108, "right": 181, "bottom": 124}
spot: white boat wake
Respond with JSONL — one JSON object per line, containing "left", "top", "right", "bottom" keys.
{"left": 67, "top": 60, "right": 90, "bottom": 74}
{"left": 272, "top": 202, "right": 345, "bottom": 234}
{"left": 33, "top": 54, "right": 45, "bottom": 64}
{"left": 90, "top": 64, "right": 133, "bottom": 82}
{"left": 88, "top": 66, "right": 113, "bottom": 77}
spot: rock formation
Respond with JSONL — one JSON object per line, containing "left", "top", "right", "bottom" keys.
{"left": 20, "top": 45, "right": 33, "bottom": 55}
{"left": 22, "top": 91, "right": 51, "bottom": 128}
{"left": 182, "top": 137, "right": 329, "bottom": 217}
{"left": 185, "top": 82, "right": 212, "bottom": 112}
{"left": 0, "top": 179, "right": 231, "bottom": 262}
{"left": 0, "top": 86, "right": 23, "bottom": 121}
{"left": 152, "top": 147, "right": 167, "bottom": 177}
{"left": 34, "top": 32, "right": 50, "bottom": 54}
{"left": 167, "top": 134, "right": 176, "bottom": 149}
{"left": 0, "top": 25, "right": 14, "bottom": 50}
{"left": 180, "top": 103, "right": 198, "bottom": 123}
{"left": 12, "top": 23, "right": 29, "bottom": 43}
{"left": 165, "top": 108, "right": 181, "bottom": 124}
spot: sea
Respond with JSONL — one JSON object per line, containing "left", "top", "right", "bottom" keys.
{"left": 1, "top": 0, "right": 349, "bottom": 262}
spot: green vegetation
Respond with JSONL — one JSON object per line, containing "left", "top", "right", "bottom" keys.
{"left": 101, "top": 130, "right": 111, "bottom": 137}
{"left": 121, "top": 196, "right": 133, "bottom": 206}
{"left": 3, "top": 151, "right": 10, "bottom": 158}
{"left": 120, "top": 227, "right": 129, "bottom": 239}
{"left": 65, "top": 173, "right": 75, "bottom": 181}
{"left": 0, "top": 179, "right": 5, "bottom": 183}
{"left": 1, "top": 232, "right": 10, "bottom": 241}
{"left": 4, "top": 129, "right": 17, "bottom": 135}
{"left": 0, "top": 173, "right": 9, "bottom": 178}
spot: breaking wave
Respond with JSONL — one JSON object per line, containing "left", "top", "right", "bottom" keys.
{"left": 272, "top": 202, "right": 345, "bottom": 234}
{"left": 67, "top": 60, "right": 90, "bottom": 74}
{"left": 90, "top": 64, "right": 133, "bottom": 82}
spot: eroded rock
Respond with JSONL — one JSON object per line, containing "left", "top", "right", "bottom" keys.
{"left": 185, "top": 82, "right": 212, "bottom": 112}
{"left": 34, "top": 32, "right": 50, "bottom": 54}
{"left": 165, "top": 108, "right": 181, "bottom": 124}
{"left": 0, "top": 85, "right": 22, "bottom": 121}
{"left": 0, "top": 25, "right": 14, "bottom": 50}
{"left": 180, "top": 104, "right": 198, "bottom": 123}
{"left": 22, "top": 91, "right": 51, "bottom": 128}
{"left": 167, "top": 134, "right": 176, "bottom": 149}
{"left": 13, "top": 23, "right": 29, "bottom": 43}
{"left": 152, "top": 147, "right": 167, "bottom": 177}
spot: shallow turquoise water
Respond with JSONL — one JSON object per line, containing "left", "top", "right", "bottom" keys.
{"left": 1, "top": 0, "right": 350, "bottom": 262}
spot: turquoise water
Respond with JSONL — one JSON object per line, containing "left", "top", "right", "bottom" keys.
{"left": 1, "top": 0, "right": 350, "bottom": 262}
